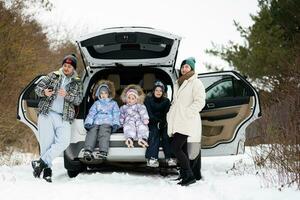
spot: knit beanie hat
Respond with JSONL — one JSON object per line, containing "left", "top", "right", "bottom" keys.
{"left": 62, "top": 54, "right": 77, "bottom": 69}
{"left": 126, "top": 89, "right": 139, "bottom": 99}
{"left": 180, "top": 57, "right": 196, "bottom": 71}
{"left": 95, "top": 84, "right": 110, "bottom": 98}
{"left": 153, "top": 81, "right": 165, "bottom": 92}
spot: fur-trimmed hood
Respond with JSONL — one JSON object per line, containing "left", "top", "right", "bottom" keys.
{"left": 93, "top": 80, "right": 116, "bottom": 99}
{"left": 121, "top": 84, "right": 145, "bottom": 104}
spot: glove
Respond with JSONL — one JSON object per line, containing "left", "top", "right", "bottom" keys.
{"left": 84, "top": 123, "right": 94, "bottom": 131}
{"left": 111, "top": 124, "right": 119, "bottom": 133}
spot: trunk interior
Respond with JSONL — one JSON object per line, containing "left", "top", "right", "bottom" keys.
{"left": 83, "top": 67, "right": 174, "bottom": 118}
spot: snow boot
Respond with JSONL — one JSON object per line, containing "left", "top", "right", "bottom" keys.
{"left": 83, "top": 150, "right": 93, "bottom": 162}
{"left": 31, "top": 158, "right": 48, "bottom": 178}
{"left": 43, "top": 168, "right": 52, "bottom": 183}
{"left": 99, "top": 151, "right": 108, "bottom": 160}
{"left": 179, "top": 169, "right": 196, "bottom": 186}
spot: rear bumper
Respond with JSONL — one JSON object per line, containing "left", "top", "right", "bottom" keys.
{"left": 64, "top": 141, "right": 167, "bottom": 163}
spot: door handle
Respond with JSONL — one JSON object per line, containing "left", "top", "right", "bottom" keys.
{"left": 207, "top": 103, "right": 215, "bottom": 109}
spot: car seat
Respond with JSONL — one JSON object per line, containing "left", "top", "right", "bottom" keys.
{"left": 107, "top": 73, "right": 122, "bottom": 106}
{"left": 141, "top": 73, "right": 156, "bottom": 96}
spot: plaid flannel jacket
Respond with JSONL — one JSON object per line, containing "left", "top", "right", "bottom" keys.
{"left": 35, "top": 70, "right": 83, "bottom": 122}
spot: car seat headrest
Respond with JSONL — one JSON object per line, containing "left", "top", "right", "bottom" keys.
{"left": 107, "top": 74, "right": 121, "bottom": 91}
{"left": 142, "top": 73, "right": 156, "bottom": 91}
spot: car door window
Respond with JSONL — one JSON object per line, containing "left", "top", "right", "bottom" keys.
{"left": 206, "top": 79, "right": 233, "bottom": 100}
{"left": 202, "top": 75, "right": 252, "bottom": 101}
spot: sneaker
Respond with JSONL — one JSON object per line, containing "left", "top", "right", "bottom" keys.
{"left": 147, "top": 158, "right": 159, "bottom": 168}
{"left": 43, "top": 168, "right": 52, "bottom": 183}
{"left": 166, "top": 158, "right": 177, "bottom": 167}
{"left": 83, "top": 150, "right": 93, "bottom": 161}
{"left": 31, "top": 158, "right": 47, "bottom": 178}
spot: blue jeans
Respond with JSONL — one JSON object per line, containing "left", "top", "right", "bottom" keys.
{"left": 145, "top": 124, "right": 172, "bottom": 159}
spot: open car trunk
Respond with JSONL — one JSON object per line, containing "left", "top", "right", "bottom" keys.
{"left": 70, "top": 67, "right": 175, "bottom": 162}
{"left": 77, "top": 27, "right": 181, "bottom": 68}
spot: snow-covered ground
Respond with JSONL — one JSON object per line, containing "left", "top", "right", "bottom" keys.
{"left": 0, "top": 148, "right": 299, "bottom": 200}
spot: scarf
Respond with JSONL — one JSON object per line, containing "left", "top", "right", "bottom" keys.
{"left": 177, "top": 71, "right": 195, "bottom": 87}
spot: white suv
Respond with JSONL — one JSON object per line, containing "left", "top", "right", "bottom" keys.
{"left": 17, "top": 27, "right": 261, "bottom": 177}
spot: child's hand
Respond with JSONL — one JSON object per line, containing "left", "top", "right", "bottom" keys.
{"left": 125, "top": 138, "right": 134, "bottom": 148}
{"left": 138, "top": 138, "right": 149, "bottom": 148}
{"left": 143, "top": 119, "right": 149, "bottom": 125}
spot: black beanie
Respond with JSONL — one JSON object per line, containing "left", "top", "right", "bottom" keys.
{"left": 62, "top": 54, "right": 77, "bottom": 69}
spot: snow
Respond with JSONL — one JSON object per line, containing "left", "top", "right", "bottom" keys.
{"left": 0, "top": 148, "right": 299, "bottom": 200}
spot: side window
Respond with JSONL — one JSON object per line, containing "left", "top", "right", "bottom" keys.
{"left": 166, "top": 85, "right": 172, "bottom": 100}
{"left": 200, "top": 75, "right": 251, "bottom": 100}
{"left": 24, "top": 86, "right": 40, "bottom": 100}
{"left": 22, "top": 76, "right": 44, "bottom": 108}
{"left": 206, "top": 79, "right": 233, "bottom": 99}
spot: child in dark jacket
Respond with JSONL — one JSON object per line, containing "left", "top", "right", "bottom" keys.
{"left": 144, "top": 81, "right": 176, "bottom": 167}
{"left": 83, "top": 80, "right": 120, "bottom": 161}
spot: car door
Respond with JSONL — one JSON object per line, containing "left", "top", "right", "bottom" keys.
{"left": 199, "top": 71, "right": 261, "bottom": 156}
{"left": 17, "top": 75, "right": 44, "bottom": 140}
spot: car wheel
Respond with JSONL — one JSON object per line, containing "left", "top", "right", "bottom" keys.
{"left": 64, "top": 149, "right": 86, "bottom": 178}
{"left": 159, "top": 168, "right": 168, "bottom": 177}
{"left": 67, "top": 170, "right": 81, "bottom": 178}
{"left": 190, "top": 151, "right": 202, "bottom": 180}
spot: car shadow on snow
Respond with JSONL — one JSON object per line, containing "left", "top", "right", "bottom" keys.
{"left": 81, "top": 162, "right": 179, "bottom": 178}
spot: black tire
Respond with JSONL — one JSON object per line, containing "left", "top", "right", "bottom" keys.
{"left": 64, "top": 147, "right": 86, "bottom": 178}
{"left": 67, "top": 170, "right": 81, "bottom": 178}
{"left": 159, "top": 168, "right": 168, "bottom": 177}
{"left": 190, "top": 151, "right": 202, "bottom": 180}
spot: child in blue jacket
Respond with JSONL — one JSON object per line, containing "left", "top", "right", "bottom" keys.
{"left": 83, "top": 80, "right": 120, "bottom": 160}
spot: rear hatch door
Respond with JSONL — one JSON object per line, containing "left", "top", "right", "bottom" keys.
{"left": 77, "top": 27, "right": 181, "bottom": 68}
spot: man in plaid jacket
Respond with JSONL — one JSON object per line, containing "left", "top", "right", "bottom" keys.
{"left": 31, "top": 54, "right": 83, "bottom": 182}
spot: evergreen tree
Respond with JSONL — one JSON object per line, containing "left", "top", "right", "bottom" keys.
{"left": 206, "top": 0, "right": 300, "bottom": 88}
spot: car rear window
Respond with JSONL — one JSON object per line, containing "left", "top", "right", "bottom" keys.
{"left": 81, "top": 32, "right": 174, "bottom": 59}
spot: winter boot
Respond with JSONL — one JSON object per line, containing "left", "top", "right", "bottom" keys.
{"left": 99, "top": 151, "right": 108, "bottom": 160}
{"left": 179, "top": 169, "right": 196, "bottom": 186}
{"left": 43, "top": 168, "right": 52, "bottom": 183}
{"left": 31, "top": 158, "right": 48, "bottom": 178}
{"left": 83, "top": 150, "right": 93, "bottom": 162}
